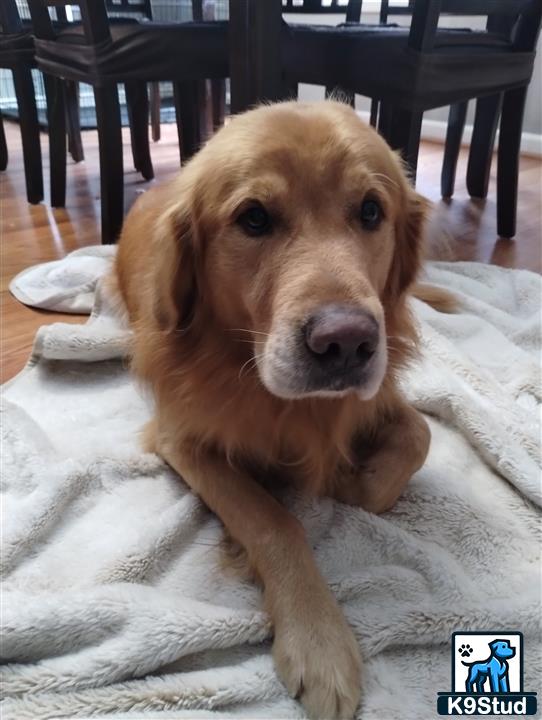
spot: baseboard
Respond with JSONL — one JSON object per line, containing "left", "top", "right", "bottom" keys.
{"left": 357, "top": 111, "right": 542, "bottom": 158}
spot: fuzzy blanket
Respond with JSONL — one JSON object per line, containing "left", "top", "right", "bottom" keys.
{"left": 2, "top": 250, "right": 541, "bottom": 720}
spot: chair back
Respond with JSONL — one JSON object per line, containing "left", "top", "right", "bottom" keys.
{"left": 28, "top": 0, "right": 153, "bottom": 46}
{"left": 105, "top": 0, "right": 153, "bottom": 21}
{"left": 27, "top": 0, "right": 111, "bottom": 43}
{"left": 282, "top": 0, "right": 363, "bottom": 23}
{"left": 392, "top": 0, "right": 541, "bottom": 52}
{"left": 383, "top": 0, "right": 534, "bottom": 17}
{"left": 29, "top": 0, "right": 210, "bottom": 44}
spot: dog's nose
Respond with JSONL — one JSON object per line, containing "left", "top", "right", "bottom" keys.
{"left": 304, "top": 305, "right": 379, "bottom": 369}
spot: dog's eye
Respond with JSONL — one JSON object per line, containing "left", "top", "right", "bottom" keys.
{"left": 237, "top": 204, "right": 272, "bottom": 237}
{"left": 360, "top": 199, "right": 383, "bottom": 230}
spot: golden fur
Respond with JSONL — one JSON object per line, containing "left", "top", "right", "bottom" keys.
{"left": 115, "top": 101, "right": 433, "bottom": 719}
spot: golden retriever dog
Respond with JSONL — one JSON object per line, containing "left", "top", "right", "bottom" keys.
{"left": 115, "top": 100, "right": 432, "bottom": 719}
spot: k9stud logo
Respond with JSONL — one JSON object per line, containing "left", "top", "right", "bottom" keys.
{"left": 437, "top": 632, "right": 537, "bottom": 715}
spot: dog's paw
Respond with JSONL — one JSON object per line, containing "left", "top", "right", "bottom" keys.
{"left": 459, "top": 643, "right": 473, "bottom": 658}
{"left": 272, "top": 600, "right": 361, "bottom": 719}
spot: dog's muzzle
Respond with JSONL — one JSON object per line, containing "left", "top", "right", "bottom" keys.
{"left": 259, "top": 303, "right": 387, "bottom": 399}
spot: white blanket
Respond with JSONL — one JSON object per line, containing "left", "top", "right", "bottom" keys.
{"left": 2, "top": 250, "right": 541, "bottom": 720}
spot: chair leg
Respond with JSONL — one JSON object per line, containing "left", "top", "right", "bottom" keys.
{"left": 0, "top": 111, "right": 7, "bottom": 171}
{"left": 441, "top": 101, "right": 468, "bottom": 198}
{"left": 64, "top": 80, "right": 84, "bottom": 163}
{"left": 43, "top": 73, "right": 67, "bottom": 208}
{"left": 173, "top": 80, "right": 202, "bottom": 165}
{"left": 11, "top": 67, "right": 43, "bottom": 204}
{"left": 369, "top": 99, "right": 379, "bottom": 128}
{"left": 126, "top": 86, "right": 140, "bottom": 172}
{"left": 94, "top": 85, "right": 124, "bottom": 244}
{"left": 382, "top": 105, "right": 423, "bottom": 182}
{"left": 125, "top": 81, "right": 154, "bottom": 181}
{"left": 497, "top": 86, "right": 527, "bottom": 239}
{"left": 211, "top": 78, "right": 226, "bottom": 131}
{"left": 467, "top": 93, "right": 502, "bottom": 199}
{"left": 150, "top": 81, "right": 161, "bottom": 142}
{"left": 377, "top": 102, "right": 392, "bottom": 138}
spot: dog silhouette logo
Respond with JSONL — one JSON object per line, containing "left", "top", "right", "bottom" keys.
{"left": 462, "top": 639, "right": 515, "bottom": 693}
{"left": 437, "top": 631, "right": 537, "bottom": 716}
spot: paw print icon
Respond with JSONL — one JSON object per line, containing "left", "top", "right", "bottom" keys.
{"left": 458, "top": 644, "right": 473, "bottom": 658}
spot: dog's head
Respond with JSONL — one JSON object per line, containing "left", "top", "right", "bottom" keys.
{"left": 154, "top": 101, "right": 427, "bottom": 400}
{"left": 490, "top": 640, "right": 516, "bottom": 660}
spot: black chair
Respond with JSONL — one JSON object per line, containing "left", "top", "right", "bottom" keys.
{"left": 283, "top": 0, "right": 504, "bottom": 208}
{"left": 27, "top": 1, "right": 156, "bottom": 212}
{"left": 1, "top": 0, "right": 43, "bottom": 203}
{"left": 294, "top": 0, "right": 541, "bottom": 238}
{"left": 28, "top": 0, "right": 228, "bottom": 244}
{"left": 375, "top": 1, "right": 517, "bottom": 214}
{"left": 231, "top": 0, "right": 540, "bottom": 239}
{"left": 0, "top": 0, "right": 89, "bottom": 204}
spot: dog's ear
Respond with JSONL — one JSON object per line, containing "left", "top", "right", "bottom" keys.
{"left": 385, "top": 184, "right": 429, "bottom": 301}
{"left": 152, "top": 194, "right": 200, "bottom": 333}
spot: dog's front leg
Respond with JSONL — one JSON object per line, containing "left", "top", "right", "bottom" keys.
{"left": 156, "top": 432, "right": 362, "bottom": 720}
{"left": 333, "top": 401, "right": 430, "bottom": 514}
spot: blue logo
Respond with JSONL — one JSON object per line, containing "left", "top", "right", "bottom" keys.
{"left": 437, "top": 632, "right": 537, "bottom": 715}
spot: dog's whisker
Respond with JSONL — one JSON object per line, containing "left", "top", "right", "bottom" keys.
{"left": 228, "top": 328, "right": 271, "bottom": 337}
{"left": 232, "top": 339, "right": 268, "bottom": 345}
{"left": 238, "top": 365, "right": 257, "bottom": 381}
{"left": 238, "top": 352, "right": 265, "bottom": 381}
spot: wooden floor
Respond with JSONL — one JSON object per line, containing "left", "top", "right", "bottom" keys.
{"left": 1, "top": 119, "right": 541, "bottom": 382}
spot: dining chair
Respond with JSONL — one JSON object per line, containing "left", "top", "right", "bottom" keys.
{"left": 369, "top": 0, "right": 541, "bottom": 238}
{"left": 283, "top": 0, "right": 494, "bottom": 201}
{"left": 1, "top": 0, "right": 90, "bottom": 205}
{"left": 27, "top": 0, "right": 228, "bottom": 243}
{"left": 376, "top": 1, "right": 516, "bottom": 209}
{"left": 231, "top": 0, "right": 541, "bottom": 238}
{"left": 1, "top": 0, "right": 43, "bottom": 203}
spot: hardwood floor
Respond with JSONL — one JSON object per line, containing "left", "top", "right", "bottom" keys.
{"left": 1, "top": 118, "right": 541, "bottom": 382}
